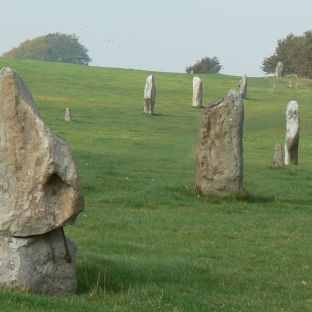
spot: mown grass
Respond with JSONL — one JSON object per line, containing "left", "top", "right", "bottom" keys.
{"left": 0, "top": 58, "right": 312, "bottom": 311}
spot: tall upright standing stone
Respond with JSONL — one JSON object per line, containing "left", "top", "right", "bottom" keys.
{"left": 285, "top": 100, "right": 299, "bottom": 165}
{"left": 0, "top": 67, "right": 84, "bottom": 295}
{"left": 64, "top": 107, "right": 71, "bottom": 122}
{"left": 192, "top": 76, "right": 203, "bottom": 107}
{"left": 195, "top": 89, "right": 244, "bottom": 196}
{"left": 275, "top": 61, "right": 284, "bottom": 79}
{"left": 144, "top": 75, "right": 156, "bottom": 114}
{"left": 272, "top": 143, "right": 284, "bottom": 169}
{"left": 239, "top": 75, "right": 247, "bottom": 99}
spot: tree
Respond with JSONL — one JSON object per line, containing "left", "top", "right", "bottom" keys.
{"left": 2, "top": 33, "right": 91, "bottom": 65}
{"left": 186, "top": 57, "right": 222, "bottom": 74}
{"left": 262, "top": 31, "right": 312, "bottom": 78}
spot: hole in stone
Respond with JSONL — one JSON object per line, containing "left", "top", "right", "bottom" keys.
{"left": 45, "top": 172, "right": 65, "bottom": 196}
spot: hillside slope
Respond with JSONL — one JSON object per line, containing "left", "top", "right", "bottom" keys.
{"left": 0, "top": 58, "right": 311, "bottom": 311}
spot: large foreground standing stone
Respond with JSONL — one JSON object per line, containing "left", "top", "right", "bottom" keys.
{"left": 275, "top": 61, "right": 284, "bottom": 79}
{"left": 0, "top": 228, "right": 77, "bottom": 295}
{"left": 195, "top": 89, "right": 244, "bottom": 196}
{"left": 272, "top": 143, "right": 284, "bottom": 169}
{"left": 285, "top": 101, "right": 299, "bottom": 165}
{"left": 239, "top": 75, "right": 247, "bottom": 99}
{"left": 192, "top": 76, "right": 203, "bottom": 107}
{"left": 0, "top": 67, "right": 84, "bottom": 295}
{"left": 144, "top": 75, "right": 156, "bottom": 114}
{"left": 0, "top": 67, "right": 84, "bottom": 237}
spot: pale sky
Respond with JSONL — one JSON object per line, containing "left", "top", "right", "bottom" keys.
{"left": 1, "top": 0, "right": 312, "bottom": 77}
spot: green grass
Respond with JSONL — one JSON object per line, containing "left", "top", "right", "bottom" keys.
{"left": 0, "top": 58, "right": 312, "bottom": 311}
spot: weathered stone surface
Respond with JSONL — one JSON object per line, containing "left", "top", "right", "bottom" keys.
{"left": 239, "top": 75, "right": 247, "bottom": 99}
{"left": 0, "top": 67, "right": 84, "bottom": 237}
{"left": 144, "top": 75, "right": 156, "bottom": 114}
{"left": 64, "top": 107, "right": 71, "bottom": 122}
{"left": 192, "top": 76, "right": 203, "bottom": 107}
{"left": 195, "top": 89, "right": 244, "bottom": 196}
{"left": 272, "top": 143, "right": 284, "bottom": 169}
{"left": 285, "top": 101, "right": 299, "bottom": 165}
{"left": 275, "top": 61, "right": 284, "bottom": 79}
{"left": 0, "top": 228, "right": 77, "bottom": 295}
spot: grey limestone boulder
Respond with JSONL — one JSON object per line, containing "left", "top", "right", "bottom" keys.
{"left": 0, "top": 228, "right": 77, "bottom": 296}
{"left": 0, "top": 67, "right": 84, "bottom": 237}
{"left": 272, "top": 143, "right": 284, "bottom": 169}
{"left": 195, "top": 89, "right": 244, "bottom": 196}
{"left": 144, "top": 75, "right": 156, "bottom": 114}
{"left": 275, "top": 62, "right": 284, "bottom": 79}
{"left": 0, "top": 67, "right": 83, "bottom": 296}
{"left": 285, "top": 101, "right": 299, "bottom": 165}
{"left": 239, "top": 75, "right": 247, "bottom": 99}
{"left": 192, "top": 76, "right": 203, "bottom": 107}
{"left": 64, "top": 107, "right": 71, "bottom": 122}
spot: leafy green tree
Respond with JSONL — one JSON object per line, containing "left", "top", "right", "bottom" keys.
{"left": 2, "top": 33, "right": 91, "bottom": 65}
{"left": 262, "top": 31, "right": 312, "bottom": 78}
{"left": 186, "top": 57, "right": 222, "bottom": 74}
{"left": 295, "top": 31, "right": 312, "bottom": 77}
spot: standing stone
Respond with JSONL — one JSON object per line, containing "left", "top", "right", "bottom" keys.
{"left": 239, "top": 74, "right": 247, "bottom": 99}
{"left": 295, "top": 82, "right": 300, "bottom": 90}
{"left": 273, "top": 84, "right": 278, "bottom": 93}
{"left": 0, "top": 67, "right": 84, "bottom": 237}
{"left": 192, "top": 76, "right": 203, "bottom": 107}
{"left": 0, "top": 229, "right": 77, "bottom": 296}
{"left": 144, "top": 75, "right": 156, "bottom": 114}
{"left": 195, "top": 89, "right": 244, "bottom": 196}
{"left": 285, "top": 101, "right": 299, "bottom": 165}
{"left": 0, "top": 67, "right": 84, "bottom": 295}
{"left": 64, "top": 107, "right": 71, "bottom": 122}
{"left": 275, "top": 61, "right": 284, "bottom": 79}
{"left": 272, "top": 143, "right": 284, "bottom": 169}
{"left": 288, "top": 80, "right": 293, "bottom": 88}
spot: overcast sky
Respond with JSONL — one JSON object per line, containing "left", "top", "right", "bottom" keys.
{"left": 1, "top": 0, "right": 312, "bottom": 77}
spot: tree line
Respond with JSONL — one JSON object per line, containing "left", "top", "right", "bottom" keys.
{"left": 2, "top": 33, "right": 91, "bottom": 65}
{"left": 262, "top": 31, "right": 312, "bottom": 78}
{"left": 2, "top": 30, "right": 312, "bottom": 78}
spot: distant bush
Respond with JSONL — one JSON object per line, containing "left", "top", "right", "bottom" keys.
{"left": 2, "top": 33, "right": 91, "bottom": 65}
{"left": 185, "top": 57, "right": 222, "bottom": 74}
{"left": 262, "top": 31, "right": 312, "bottom": 78}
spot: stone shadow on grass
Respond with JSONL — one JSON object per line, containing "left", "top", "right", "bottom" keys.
{"left": 75, "top": 256, "right": 245, "bottom": 296}
{"left": 183, "top": 185, "right": 275, "bottom": 205}
{"left": 147, "top": 113, "right": 172, "bottom": 117}
{"left": 76, "top": 258, "right": 187, "bottom": 294}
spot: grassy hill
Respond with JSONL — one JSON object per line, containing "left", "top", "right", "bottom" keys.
{"left": 0, "top": 58, "right": 312, "bottom": 311}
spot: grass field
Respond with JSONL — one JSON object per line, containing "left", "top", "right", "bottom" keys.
{"left": 0, "top": 58, "right": 312, "bottom": 311}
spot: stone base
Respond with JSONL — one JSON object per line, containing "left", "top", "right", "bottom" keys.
{"left": 192, "top": 103, "right": 203, "bottom": 108}
{"left": 144, "top": 98, "right": 154, "bottom": 114}
{"left": 0, "top": 228, "right": 77, "bottom": 296}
